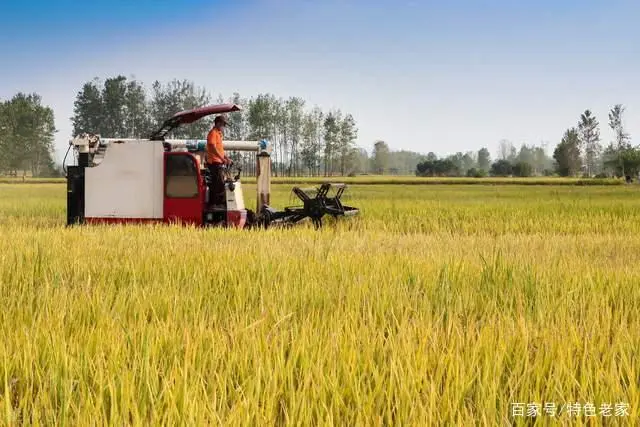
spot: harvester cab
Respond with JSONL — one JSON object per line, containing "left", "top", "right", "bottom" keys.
{"left": 65, "top": 103, "right": 359, "bottom": 229}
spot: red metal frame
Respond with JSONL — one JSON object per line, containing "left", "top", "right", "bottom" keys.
{"left": 85, "top": 218, "right": 163, "bottom": 225}
{"left": 163, "top": 152, "right": 204, "bottom": 225}
{"left": 226, "top": 210, "right": 247, "bottom": 229}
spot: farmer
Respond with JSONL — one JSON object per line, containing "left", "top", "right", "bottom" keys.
{"left": 206, "top": 115, "right": 233, "bottom": 207}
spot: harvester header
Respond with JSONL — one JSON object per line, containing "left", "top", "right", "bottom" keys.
{"left": 65, "top": 104, "right": 359, "bottom": 229}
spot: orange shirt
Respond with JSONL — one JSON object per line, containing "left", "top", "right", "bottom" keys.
{"left": 206, "top": 127, "right": 225, "bottom": 165}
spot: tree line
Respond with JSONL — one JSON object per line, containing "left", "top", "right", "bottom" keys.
{"left": 412, "top": 105, "right": 635, "bottom": 179}
{"left": 412, "top": 142, "right": 554, "bottom": 178}
{"left": 1, "top": 74, "right": 636, "bottom": 180}
{"left": 70, "top": 76, "right": 467, "bottom": 177}
{"left": 71, "top": 76, "right": 362, "bottom": 177}
{"left": 0, "top": 94, "right": 58, "bottom": 177}
{"left": 553, "top": 106, "right": 637, "bottom": 178}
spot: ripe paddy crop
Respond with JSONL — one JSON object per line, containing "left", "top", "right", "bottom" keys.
{"left": 1, "top": 182, "right": 639, "bottom": 425}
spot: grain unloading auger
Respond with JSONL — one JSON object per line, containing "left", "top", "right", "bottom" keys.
{"left": 65, "top": 103, "right": 359, "bottom": 229}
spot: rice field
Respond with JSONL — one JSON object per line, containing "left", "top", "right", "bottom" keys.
{"left": 1, "top": 182, "right": 639, "bottom": 425}
{"left": 0, "top": 175, "right": 625, "bottom": 186}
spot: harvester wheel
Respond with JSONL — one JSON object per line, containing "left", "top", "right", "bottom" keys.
{"left": 246, "top": 209, "right": 257, "bottom": 228}
{"left": 257, "top": 209, "right": 272, "bottom": 229}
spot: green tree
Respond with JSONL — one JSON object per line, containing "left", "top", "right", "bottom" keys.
{"left": 73, "top": 76, "right": 151, "bottom": 138}
{"left": 477, "top": 147, "right": 491, "bottom": 172}
{"left": 466, "top": 168, "right": 487, "bottom": 178}
{"left": 352, "top": 147, "right": 369, "bottom": 174}
{"left": 150, "top": 79, "right": 211, "bottom": 139}
{"left": 442, "top": 153, "right": 466, "bottom": 176}
{"left": 124, "top": 79, "right": 151, "bottom": 138}
{"left": 416, "top": 158, "right": 459, "bottom": 177}
{"left": 608, "top": 104, "right": 631, "bottom": 176}
{"left": 272, "top": 96, "right": 287, "bottom": 176}
{"left": 71, "top": 79, "right": 104, "bottom": 136}
{"left": 372, "top": 140, "right": 390, "bottom": 174}
{"left": 443, "top": 157, "right": 462, "bottom": 176}
{"left": 490, "top": 159, "right": 512, "bottom": 177}
{"left": 462, "top": 151, "right": 476, "bottom": 172}
{"left": 101, "top": 76, "right": 128, "bottom": 137}
{"left": 620, "top": 148, "right": 640, "bottom": 177}
{"left": 323, "top": 111, "right": 342, "bottom": 176}
{"left": 286, "top": 97, "right": 305, "bottom": 176}
{"left": 517, "top": 145, "right": 535, "bottom": 166}
{"left": 225, "top": 92, "right": 249, "bottom": 141}
{"left": 338, "top": 113, "right": 358, "bottom": 175}
{"left": 449, "top": 152, "right": 465, "bottom": 173}
{"left": 498, "top": 139, "right": 517, "bottom": 162}
{"left": 0, "top": 102, "right": 11, "bottom": 172}
{"left": 553, "top": 128, "right": 581, "bottom": 177}
{"left": 247, "top": 94, "right": 273, "bottom": 141}
{"left": 532, "top": 146, "right": 553, "bottom": 176}
{"left": 603, "top": 144, "right": 640, "bottom": 178}
{"left": 300, "top": 109, "right": 322, "bottom": 175}
{"left": 578, "top": 110, "right": 601, "bottom": 176}
{"left": 512, "top": 161, "right": 533, "bottom": 177}
{"left": 388, "top": 150, "right": 426, "bottom": 175}
{"left": 247, "top": 94, "right": 285, "bottom": 175}
{"left": 0, "top": 93, "right": 57, "bottom": 176}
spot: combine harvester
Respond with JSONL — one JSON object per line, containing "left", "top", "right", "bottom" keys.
{"left": 65, "top": 104, "right": 359, "bottom": 229}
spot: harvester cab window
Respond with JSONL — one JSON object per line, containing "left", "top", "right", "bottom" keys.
{"left": 165, "top": 155, "right": 199, "bottom": 198}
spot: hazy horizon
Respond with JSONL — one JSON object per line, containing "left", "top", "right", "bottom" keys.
{"left": 1, "top": 0, "right": 638, "bottom": 164}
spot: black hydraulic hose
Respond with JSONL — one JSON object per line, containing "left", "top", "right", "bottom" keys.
{"left": 62, "top": 144, "right": 72, "bottom": 176}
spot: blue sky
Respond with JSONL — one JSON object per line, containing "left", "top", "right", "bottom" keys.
{"left": 1, "top": 0, "right": 639, "bottom": 162}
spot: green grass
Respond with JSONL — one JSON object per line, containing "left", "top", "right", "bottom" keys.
{"left": 1, "top": 183, "right": 639, "bottom": 425}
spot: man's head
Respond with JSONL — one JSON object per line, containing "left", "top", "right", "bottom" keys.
{"left": 214, "top": 115, "right": 229, "bottom": 129}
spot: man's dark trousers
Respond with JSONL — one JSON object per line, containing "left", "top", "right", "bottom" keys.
{"left": 207, "top": 163, "right": 226, "bottom": 207}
